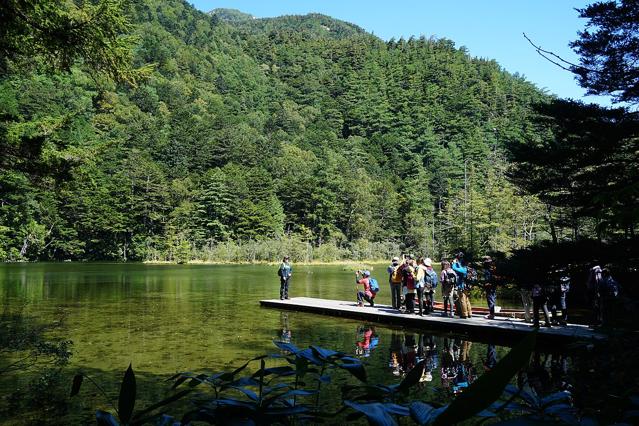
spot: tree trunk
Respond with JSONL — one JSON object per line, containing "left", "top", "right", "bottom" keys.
{"left": 545, "top": 205, "right": 558, "bottom": 245}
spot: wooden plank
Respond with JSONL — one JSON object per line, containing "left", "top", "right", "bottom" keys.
{"left": 260, "top": 297, "right": 605, "bottom": 343}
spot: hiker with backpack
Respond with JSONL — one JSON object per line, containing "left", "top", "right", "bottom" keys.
{"left": 587, "top": 265, "right": 604, "bottom": 325}
{"left": 452, "top": 252, "right": 472, "bottom": 318}
{"left": 415, "top": 258, "right": 428, "bottom": 316}
{"left": 550, "top": 271, "right": 570, "bottom": 326}
{"left": 278, "top": 256, "right": 292, "bottom": 300}
{"left": 355, "top": 270, "right": 376, "bottom": 307}
{"left": 440, "top": 261, "right": 457, "bottom": 317}
{"left": 403, "top": 258, "right": 418, "bottom": 313}
{"left": 600, "top": 268, "right": 620, "bottom": 326}
{"left": 531, "top": 282, "right": 552, "bottom": 328}
{"left": 422, "top": 258, "right": 438, "bottom": 315}
{"left": 387, "top": 256, "right": 403, "bottom": 310}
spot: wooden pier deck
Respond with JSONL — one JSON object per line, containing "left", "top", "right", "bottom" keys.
{"left": 260, "top": 297, "right": 606, "bottom": 344}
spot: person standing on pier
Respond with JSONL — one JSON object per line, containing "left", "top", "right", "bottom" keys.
{"left": 423, "top": 258, "right": 438, "bottom": 315}
{"left": 453, "top": 252, "right": 472, "bottom": 318}
{"left": 388, "top": 256, "right": 403, "bottom": 310}
{"left": 440, "top": 261, "right": 457, "bottom": 317}
{"left": 278, "top": 256, "right": 292, "bottom": 300}
{"left": 532, "top": 283, "right": 551, "bottom": 328}
{"left": 482, "top": 256, "right": 497, "bottom": 319}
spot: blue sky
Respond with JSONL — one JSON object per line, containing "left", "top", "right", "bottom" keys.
{"left": 190, "top": 1, "right": 612, "bottom": 106}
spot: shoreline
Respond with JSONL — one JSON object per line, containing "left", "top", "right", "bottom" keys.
{"left": 143, "top": 259, "right": 388, "bottom": 267}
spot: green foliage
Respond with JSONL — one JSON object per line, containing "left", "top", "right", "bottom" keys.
{"left": 508, "top": 99, "right": 638, "bottom": 241}
{"left": 1, "top": 0, "right": 597, "bottom": 263}
{"left": 0, "top": 0, "right": 151, "bottom": 84}
{"left": 570, "top": 0, "right": 639, "bottom": 104}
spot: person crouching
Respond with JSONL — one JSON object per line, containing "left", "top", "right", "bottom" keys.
{"left": 355, "top": 270, "right": 375, "bottom": 307}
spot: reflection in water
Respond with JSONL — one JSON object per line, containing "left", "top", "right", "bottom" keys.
{"left": 441, "top": 338, "right": 477, "bottom": 395}
{"left": 520, "top": 352, "right": 572, "bottom": 399}
{"left": 279, "top": 312, "right": 291, "bottom": 343}
{"left": 1, "top": 263, "right": 580, "bottom": 424}
{"left": 355, "top": 325, "right": 379, "bottom": 357}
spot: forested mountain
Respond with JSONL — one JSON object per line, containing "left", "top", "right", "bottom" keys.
{"left": 0, "top": 0, "right": 569, "bottom": 262}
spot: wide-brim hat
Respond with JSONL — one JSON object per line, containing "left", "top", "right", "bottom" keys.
{"left": 424, "top": 258, "right": 432, "bottom": 267}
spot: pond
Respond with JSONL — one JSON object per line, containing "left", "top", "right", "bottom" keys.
{"left": 0, "top": 263, "right": 574, "bottom": 424}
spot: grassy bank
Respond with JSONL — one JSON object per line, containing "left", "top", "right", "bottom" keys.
{"left": 144, "top": 237, "right": 401, "bottom": 265}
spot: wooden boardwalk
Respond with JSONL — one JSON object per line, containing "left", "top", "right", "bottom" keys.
{"left": 260, "top": 297, "right": 606, "bottom": 344}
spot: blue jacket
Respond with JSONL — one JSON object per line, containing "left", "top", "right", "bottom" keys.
{"left": 452, "top": 260, "right": 467, "bottom": 289}
{"left": 279, "top": 262, "right": 292, "bottom": 279}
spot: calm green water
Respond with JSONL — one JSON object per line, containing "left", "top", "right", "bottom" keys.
{"left": 0, "top": 263, "right": 568, "bottom": 424}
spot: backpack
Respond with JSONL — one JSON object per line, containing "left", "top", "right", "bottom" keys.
{"left": 466, "top": 267, "right": 478, "bottom": 285}
{"left": 425, "top": 269, "right": 437, "bottom": 289}
{"left": 369, "top": 277, "right": 380, "bottom": 293}
{"left": 391, "top": 266, "right": 402, "bottom": 283}
{"left": 603, "top": 278, "right": 619, "bottom": 298}
{"left": 403, "top": 266, "right": 416, "bottom": 289}
{"left": 277, "top": 268, "right": 283, "bottom": 277}
{"left": 443, "top": 270, "right": 456, "bottom": 286}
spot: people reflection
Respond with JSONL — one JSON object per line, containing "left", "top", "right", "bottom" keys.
{"left": 483, "top": 344, "right": 497, "bottom": 371}
{"left": 355, "top": 325, "right": 378, "bottom": 357}
{"left": 389, "top": 330, "right": 402, "bottom": 377}
{"left": 401, "top": 333, "right": 418, "bottom": 373}
{"left": 417, "top": 333, "right": 438, "bottom": 386}
{"left": 440, "top": 338, "right": 476, "bottom": 395}
{"left": 279, "top": 312, "right": 291, "bottom": 343}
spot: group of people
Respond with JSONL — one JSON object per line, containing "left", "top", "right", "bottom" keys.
{"left": 280, "top": 253, "right": 621, "bottom": 328}
{"left": 379, "top": 252, "right": 497, "bottom": 319}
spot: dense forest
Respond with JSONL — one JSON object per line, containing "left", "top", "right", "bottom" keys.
{"left": 0, "top": 0, "right": 636, "bottom": 263}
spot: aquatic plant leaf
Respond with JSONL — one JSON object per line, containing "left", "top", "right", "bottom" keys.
{"left": 229, "top": 386, "right": 259, "bottom": 401}
{"left": 397, "top": 360, "right": 425, "bottom": 392}
{"left": 433, "top": 331, "right": 537, "bottom": 426}
{"left": 70, "top": 374, "right": 83, "bottom": 397}
{"left": 273, "top": 340, "right": 300, "bottom": 354}
{"left": 132, "top": 389, "right": 193, "bottom": 420}
{"left": 263, "top": 389, "right": 317, "bottom": 407}
{"left": 252, "top": 366, "right": 295, "bottom": 378}
{"left": 262, "top": 383, "right": 291, "bottom": 396}
{"left": 503, "top": 383, "right": 538, "bottom": 408}
{"left": 383, "top": 403, "right": 409, "bottom": 416}
{"left": 216, "top": 398, "right": 258, "bottom": 410}
{"left": 338, "top": 362, "right": 367, "bottom": 383}
{"left": 262, "top": 405, "right": 311, "bottom": 417}
{"left": 541, "top": 391, "right": 571, "bottom": 407}
{"left": 118, "top": 363, "right": 136, "bottom": 424}
{"left": 297, "top": 348, "right": 323, "bottom": 365}
{"left": 96, "top": 410, "right": 119, "bottom": 426}
{"left": 409, "top": 402, "right": 444, "bottom": 425}
{"left": 228, "top": 377, "right": 259, "bottom": 387}
{"left": 310, "top": 345, "right": 340, "bottom": 360}
{"left": 344, "top": 401, "right": 398, "bottom": 426}
{"left": 171, "top": 376, "right": 189, "bottom": 389}
{"left": 220, "top": 360, "right": 252, "bottom": 381}
{"left": 477, "top": 409, "right": 497, "bottom": 417}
